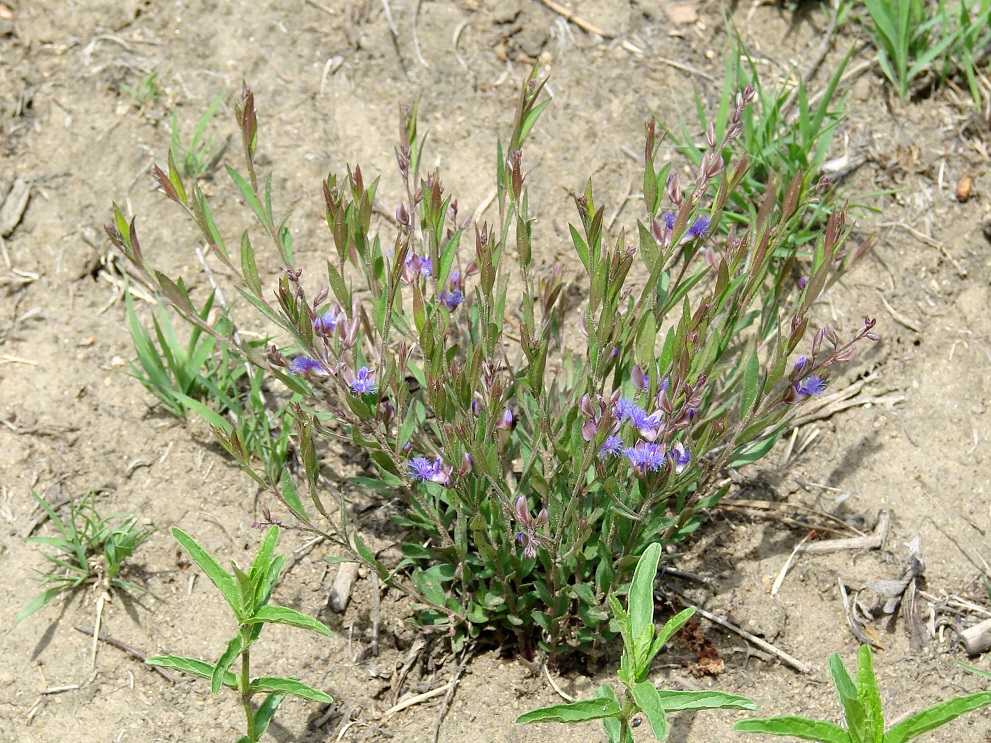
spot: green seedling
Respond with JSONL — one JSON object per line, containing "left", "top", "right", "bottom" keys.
{"left": 18, "top": 490, "right": 153, "bottom": 658}
{"left": 661, "top": 34, "right": 858, "bottom": 259}
{"left": 169, "top": 91, "right": 229, "bottom": 179}
{"left": 121, "top": 72, "right": 161, "bottom": 108}
{"left": 736, "top": 644, "right": 991, "bottom": 742}
{"left": 125, "top": 286, "right": 293, "bottom": 481}
{"left": 861, "top": 0, "right": 991, "bottom": 104}
{"left": 18, "top": 490, "right": 153, "bottom": 622}
{"left": 126, "top": 286, "right": 228, "bottom": 419}
{"left": 517, "top": 543, "right": 757, "bottom": 741}
{"left": 147, "top": 526, "right": 332, "bottom": 743}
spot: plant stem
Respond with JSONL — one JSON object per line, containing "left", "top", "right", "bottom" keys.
{"left": 240, "top": 641, "right": 258, "bottom": 742}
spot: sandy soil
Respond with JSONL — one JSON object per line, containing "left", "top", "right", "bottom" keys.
{"left": 2, "top": 1, "right": 991, "bottom": 741}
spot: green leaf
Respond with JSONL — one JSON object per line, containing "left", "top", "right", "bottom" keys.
{"left": 740, "top": 351, "right": 761, "bottom": 417}
{"left": 254, "top": 693, "right": 286, "bottom": 736}
{"left": 171, "top": 527, "right": 241, "bottom": 618}
{"left": 246, "top": 605, "right": 333, "bottom": 636}
{"left": 240, "top": 232, "right": 262, "bottom": 297}
{"left": 171, "top": 392, "right": 233, "bottom": 435}
{"left": 647, "top": 608, "right": 695, "bottom": 665}
{"left": 280, "top": 470, "right": 306, "bottom": 518}
{"left": 212, "top": 634, "right": 243, "bottom": 694}
{"left": 226, "top": 165, "right": 268, "bottom": 228}
{"left": 630, "top": 680, "right": 669, "bottom": 741}
{"left": 16, "top": 587, "right": 65, "bottom": 624}
{"left": 570, "top": 223, "right": 590, "bottom": 272}
{"left": 146, "top": 655, "right": 238, "bottom": 690}
{"left": 653, "top": 689, "right": 757, "bottom": 711}
{"left": 728, "top": 431, "right": 782, "bottom": 468}
{"left": 324, "top": 555, "right": 359, "bottom": 565}
{"left": 734, "top": 716, "right": 851, "bottom": 742}
{"left": 830, "top": 652, "right": 869, "bottom": 743}
{"left": 597, "top": 685, "right": 624, "bottom": 743}
{"left": 629, "top": 543, "right": 662, "bottom": 659}
{"left": 516, "top": 697, "right": 621, "bottom": 724}
{"left": 884, "top": 691, "right": 991, "bottom": 743}
{"left": 249, "top": 526, "right": 279, "bottom": 585}
{"left": 415, "top": 564, "right": 455, "bottom": 608}
{"left": 856, "top": 645, "right": 884, "bottom": 743}
{"left": 249, "top": 677, "right": 333, "bottom": 704}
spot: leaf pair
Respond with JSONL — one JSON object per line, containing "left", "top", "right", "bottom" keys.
{"left": 147, "top": 526, "right": 333, "bottom": 743}
{"left": 736, "top": 644, "right": 991, "bottom": 742}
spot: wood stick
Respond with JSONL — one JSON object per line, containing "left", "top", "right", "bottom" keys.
{"left": 380, "top": 684, "right": 450, "bottom": 719}
{"left": 798, "top": 510, "right": 889, "bottom": 555}
{"left": 329, "top": 562, "right": 360, "bottom": 612}
{"left": 431, "top": 647, "right": 473, "bottom": 743}
{"left": 675, "top": 601, "right": 811, "bottom": 673}
{"left": 73, "top": 625, "right": 176, "bottom": 682}
{"left": 961, "top": 617, "right": 991, "bottom": 656}
{"left": 535, "top": 0, "right": 610, "bottom": 38}
{"left": 543, "top": 662, "right": 575, "bottom": 702}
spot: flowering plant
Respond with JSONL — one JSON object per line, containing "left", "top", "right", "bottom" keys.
{"left": 107, "top": 68, "right": 875, "bottom": 657}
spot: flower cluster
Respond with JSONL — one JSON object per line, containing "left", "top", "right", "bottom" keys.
{"left": 514, "top": 496, "right": 549, "bottom": 559}
{"left": 408, "top": 456, "right": 452, "bottom": 486}
{"left": 580, "top": 370, "right": 699, "bottom": 480}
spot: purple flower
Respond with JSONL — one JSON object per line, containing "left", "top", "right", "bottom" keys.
{"left": 495, "top": 408, "right": 514, "bottom": 430}
{"left": 440, "top": 289, "right": 463, "bottom": 310}
{"left": 408, "top": 456, "right": 451, "bottom": 486}
{"left": 688, "top": 215, "right": 711, "bottom": 239}
{"left": 599, "top": 435, "right": 624, "bottom": 458}
{"left": 793, "top": 356, "right": 808, "bottom": 375}
{"left": 624, "top": 441, "right": 668, "bottom": 473}
{"left": 405, "top": 253, "right": 432, "bottom": 278}
{"left": 631, "top": 364, "right": 649, "bottom": 392}
{"left": 669, "top": 441, "right": 691, "bottom": 474}
{"left": 289, "top": 356, "right": 324, "bottom": 377}
{"left": 614, "top": 398, "right": 664, "bottom": 442}
{"left": 661, "top": 211, "right": 676, "bottom": 230}
{"left": 514, "top": 496, "right": 549, "bottom": 559}
{"left": 348, "top": 366, "right": 377, "bottom": 395}
{"left": 794, "top": 375, "right": 826, "bottom": 397}
{"left": 313, "top": 311, "right": 338, "bottom": 337}
{"left": 614, "top": 397, "right": 637, "bottom": 419}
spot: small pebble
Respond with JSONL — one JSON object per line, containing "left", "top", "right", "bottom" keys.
{"left": 956, "top": 175, "right": 973, "bottom": 202}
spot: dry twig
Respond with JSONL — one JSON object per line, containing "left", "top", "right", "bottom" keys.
{"left": 431, "top": 645, "right": 473, "bottom": 743}
{"left": 672, "top": 599, "right": 811, "bottom": 673}
{"left": 73, "top": 624, "right": 176, "bottom": 682}
{"left": 535, "top": 0, "right": 610, "bottom": 38}
{"left": 797, "top": 510, "right": 889, "bottom": 554}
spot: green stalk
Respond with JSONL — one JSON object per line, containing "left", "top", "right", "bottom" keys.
{"left": 239, "top": 637, "right": 258, "bottom": 742}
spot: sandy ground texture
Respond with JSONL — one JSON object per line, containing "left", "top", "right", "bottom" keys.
{"left": 2, "top": 0, "right": 991, "bottom": 741}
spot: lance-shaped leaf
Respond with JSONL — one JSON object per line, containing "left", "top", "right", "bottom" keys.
{"left": 734, "top": 716, "right": 851, "bottom": 743}
{"left": 245, "top": 605, "right": 333, "bottom": 636}
{"left": 212, "top": 634, "right": 244, "bottom": 694}
{"left": 884, "top": 691, "right": 991, "bottom": 743}
{"left": 249, "top": 677, "right": 333, "bottom": 704}
{"left": 146, "top": 655, "right": 238, "bottom": 690}
{"left": 653, "top": 689, "right": 757, "bottom": 712}
{"left": 630, "top": 680, "right": 669, "bottom": 740}
{"left": 171, "top": 527, "right": 241, "bottom": 618}
{"left": 516, "top": 696, "right": 621, "bottom": 724}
